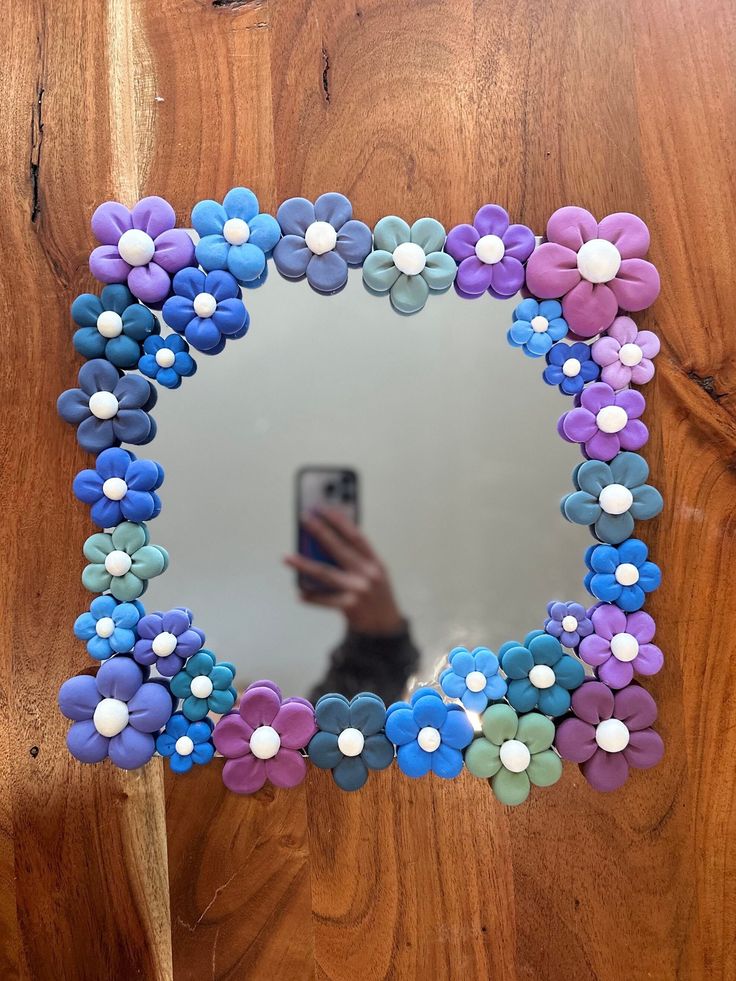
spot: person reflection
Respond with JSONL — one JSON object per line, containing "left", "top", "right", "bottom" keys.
{"left": 284, "top": 508, "right": 420, "bottom": 704}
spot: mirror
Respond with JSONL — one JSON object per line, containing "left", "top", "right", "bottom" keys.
{"left": 138, "top": 269, "right": 591, "bottom": 703}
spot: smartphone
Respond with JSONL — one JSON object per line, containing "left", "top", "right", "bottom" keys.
{"left": 295, "top": 467, "right": 360, "bottom": 592}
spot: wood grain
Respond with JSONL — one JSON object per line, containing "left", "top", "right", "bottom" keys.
{"left": 2, "top": 0, "right": 735, "bottom": 978}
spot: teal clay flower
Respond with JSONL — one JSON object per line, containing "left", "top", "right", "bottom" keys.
{"left": 169, "top": 649, "right": 237, "bottom": 721}
{"left": 82, "top": 521, "right": 168, "bottom": 601}
{"left": 499, "top": 629, "right": 585, "bottom": 717}
{"left": 362, "top": 216, "right": 457, "bottom": 314}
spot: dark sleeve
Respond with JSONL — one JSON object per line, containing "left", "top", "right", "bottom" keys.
{"left": 308, "top": 621, "right": 421, "bottom": 705}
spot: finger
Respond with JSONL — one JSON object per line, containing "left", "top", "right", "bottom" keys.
{"left": 300, "top": 513, "right": 364, "bottom": 571}
{"left": 299, "top": 590, "right": 355, "bottom": 611}
{"left": 317, "top": 507, "right": 377, "bottom": 560}
{"left": 284, "top": 554, "right": 364, "bottom": 591}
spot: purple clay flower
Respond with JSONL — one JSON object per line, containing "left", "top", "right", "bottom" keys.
{"left": 591, "top": 315, "right": 661, "bottom": 390}
{"left": 161, "top": 268, "right": 248, "bottom": 355}
{"left": 555, "top": 680, "right": 664, "bottom": 791}
{"left": 559, "top": 382, "right": 647, "bottom": 461}
{"left": 73, "top": 447, "right": 163, "bottom": 527}
{"left": 445, "top": 204, "right": 535, "bottom": 298}
{"left": 273, "top": 193, "right": 372, "bottom": 293}
{"left": 579, "top": 605, "right": 663, "bottom": 688}
{"left": 544, "top": 601, "right": 593, "bottom": 649}
{"left": 57, "top": 359, "right": 157, "bottom": 454}
{"left": 133, "top": 607, "right": 205, "bottom": 677}
{"left": 58, "top": 657, "right": 174, "bottom": 769}
{"left": 212, "top": 680, "right": 317, "bottom": 794}
{"left": 89, "top": 196, "right": 195, "bottom": 305}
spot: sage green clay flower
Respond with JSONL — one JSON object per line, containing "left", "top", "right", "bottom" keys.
{"left": 464, "top": 703, "right": 562, "bottom": 806}
{"left": 362, "top": 216, "right": 457, "bottom": 314}
{"left": 82, "top": 521, "right": 169, "bottom": 601}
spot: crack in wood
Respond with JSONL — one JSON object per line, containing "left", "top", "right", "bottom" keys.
{"left": 321, "top": 45, "right": 331, "bottom": 103}
{"left": 687, "top": 370, "right": 729, "bottom": 402}
{"left": 30, "top": 82, "right": 44, "bottom": 223}
{"left": 212, "top": 0, "right": 265, "bottom": 9}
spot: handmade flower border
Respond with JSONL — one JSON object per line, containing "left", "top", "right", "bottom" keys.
{"left": 57, "top": 193, "right": 664, "bottom": 805}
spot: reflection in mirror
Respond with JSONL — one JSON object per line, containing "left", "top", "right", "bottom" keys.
{"left": 139, "top": 269, "right": 591, "bottom": 702}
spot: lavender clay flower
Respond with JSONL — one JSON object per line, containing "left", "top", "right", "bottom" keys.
{"left": 133, "top": 607, "right": 205, "bottom": 677}
{"left": 579, "top": 605, "right": 663, "bottom": 688}
{"left": 559, "top": 382, "right": 647, "bottom": 461}
{"left": 445, "top": 205, "right": 535, "bottom": 299}
{"left": 543, "top": 601, "right": 593, "bottom": 649}
{"left": 591, "top": 316, "right": 660, "bottom": 390}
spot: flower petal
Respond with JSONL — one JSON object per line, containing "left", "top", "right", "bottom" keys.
{"left": 334, "top": 219, "right": 372, "bottom": 264}
{"left": 422, "top": 251, "right": 457, "bottom": 291}
{"left": 276, "top": 197, "right": 315, "bottom": 236}
{"left": 240, "top": 683, "right": 282, "bottom": 728}
{"left": 546, "top": 206, "right": 598, "bottom": 250}
{"left": 480, "top": 703, "right": 518, "bottom": 745}
{"left": 308, "top": 731, "right": 342, "bottom": 769}
{"left": 273, "top": 700, "right": 316, "bottom": 749}
{"left": 372, "top": 215, "right": 410, "bottom": 252}
{"left": 391, "top": 273, "right": 429, "bottom": 314}
{"left": 609, "top": 258, "right": 661, "bottom": 312}
{"left": 58, "top": 675, "right": 100, "bottom": 720}
{"left": 314, "top": 191, "right": 352, "bottom": 230}
{"left": 474, "top": 204, "right": 509, "bottom": 238}
{"left": 223, "top": 753, "right": 266, "bottom": 794}
{"left": 525, "top": 242, "right": 581, "bottom": 298}
{"left": 362, "top": 250, "right": 400, "bottom": 292}
{"left": 516, "top": 713, "right": 555, "bottom": 753}
{"left": 223, "top": 187, "right": 259, "bottom": 223}
{"left": 266, "top": 748, "right": 308, "bottom": 788}
{"left": 623, "top": 728, "right": 664, "bottom": 769}
{"left": 396, "top": 741, "right": 431, "bottom": 778}
{"left": 527, "top": 749, "right": 563, "bottom": 788}
{"left": 213, "top": 714, "right": 252, "bottom": 758}
{"left": 464, "top": 737, "right": 502, "bottom": 778}
{"left": 491, "top": 767, "right": 531, "bottom": 806}
{"left": 581, "top": 747, "right": 630, "bottom": 791}
{"left": 332, "top": 755, "right": 369, "bottom": 791}
{"left": 597, "top": 212, "right": 650, "bottom": 260}
{"left": 96, "top": 656, "right": 144, "bottom": 701}
{"left": 410, "top": 217, "right": 445, "bottom": 254}
{"left": 67, "top": 720, "right": 109, "bottom": 763}
{"left": 306, "top": 251, "right": 349, "bottom": 293}
{"left": 273, "top": 235, "right": 312, "bottom": 278}
{"left": 562, "top": 280, "right": 619, "bottom": 336}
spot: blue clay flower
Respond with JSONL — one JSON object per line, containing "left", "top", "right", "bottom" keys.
{"left": 72, "top": 284, "right": 159, "bottom": 368}
{"left": 192, "top": 187, "right": 281, "bottom": 284}
{"left": 499, "top": 630, "right": 585, "bottom": 717}
{"left": 562, "top": 453, "right": 663, "bottom": 545}
{"left": 439, "top": 646, "right": 507, "bottom": 713}
{"left": 156, "top": 712, "right": 215, "bottom": 773}
{"left": 543, "top": 601, "right": 593, "bottom": 649}
{"left": 169, "top": 649, "right": 237, "bottom": 721}
{"left": 73, "top": 447, "right": 163, "bottom": 527}
{"left": 73, "top": 595, "right": 144, "bottom": 660}
{"left": 138, "top": 334, "right": 197, "bottom": 389}
{"left": 385, "top": 688, "right": 474, "bottom": 779}
{"left": 543, "top": 341, "right": 600, "bottom": 394}
{"left": 508, "top": 298, "right": 568, "bottom": 357}
{"left": 584, "top": 538, "right": 661, "bottom": 612}
{"left": 162, "top": 268, "right": 249, "bottom": 355}
{"left": 307, "top": 692, "right": 394, "bottom": 791}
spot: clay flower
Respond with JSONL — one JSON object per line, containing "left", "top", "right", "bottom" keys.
{"left": 499, "top": 630, "right": 585, "bottom": 717}
{"left": 82, "top": 521, "right": 169, "bottom": 601}
{"left": 464, "top": 704, "right": 562, "bottom": 805}
{"left": 439, "top": 646, "right": 507, "bottom": 713}
{"left": 73, "top": 447, "right": 163, "bottom": 527}
{"left": 169, "top": 650, "right": 237, "bottom": 721}
{"left": 584, "top": 539, "right": 661, "bottom": 612}
{"left": 384, "top": 688, "right": 474, "bottom": 779}
{"left": 273, "top": 193, "right": 372, "bottom": 293}
{"left": 89, "top": 196, "right": 195, "bottom": 305}
{"left": 212, "top": 680, "right": 317, "bottom": 794}
{"left": 191, "top": 187, "right": 281, "bottom": 284}
{"left": 138, "top": 334, "right": 196, "bottom": 390}
{"left": 71, "top": 284, "right": 159, "bottom": 368}
{"left": 156, "top": 713, "right": 215, "bottom": 774}
{"left": 307, "top": 692, "right": 394, "bottom": 791}
{"left": 444, "top": 205, "right": 535, "bottom": 298}
{"left": 134, "top": 607, "right": 205, "bottom": 677}
{"left": 162, "top": 267, "right": 249, "bottom": 355}
{"left": 73, "top": 595, "right": 144, "bottom": 660}
{"left": 543, "top": 601, "right": 593, "bottom": 649}
{"left": 591, "top": 315, "right": 661, "bottom": 389}
{"left": 57, "top": 359, "right": 158, "bottom": 454}
{"left": 58, "top": 656, "right": 173, "bottom": 769}
{"left": 562, "top": 453, "right": 663, "bottom": 544}
{"left": 543, "top": 341, "right": 600, "bottom": 395}
{"left": 507, "top": 298, "right": 568, "bottom": 357}
{"left": 362, "top": 216, "right": 457, "bottom": 314}
{"left": 579, "top": 606, "right": 663, "bottom": 688}
{"left": 555, "top": 680, "right": 664, "bottom": 791}
{"left": 525, "top": 206, "right": 660, "bottom": 337}
{"left": 559, "top": 382, "right": 647, "bottom": 461}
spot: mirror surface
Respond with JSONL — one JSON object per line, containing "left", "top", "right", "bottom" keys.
{"left": 139, "top": 269, "right": 591, "bottom": 702}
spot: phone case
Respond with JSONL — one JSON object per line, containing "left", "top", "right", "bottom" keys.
{"left": 296, "top": 467, "right": 360, "bottom": 592}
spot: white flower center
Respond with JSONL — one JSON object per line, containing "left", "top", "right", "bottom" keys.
{"left": 155, "top": 347, "right": 176, "bottom": 368}
{"left": 117, "top": 228, "right": 156, "bottom": 267}
{"left": 499, "top": 739, "right": 531, "bottom": 773}
{"left": 392, "top": 242, "right": 426, "bottom": 276}
{"left": 619, "top": 342, "right": 643, "bottom": 367}
{"left": 89, "top": 391, "right": 119, "bottom": 420}
{"left": 474, "top": 234, "right": 505, "bottom": 265}
{"left": 615, "top": 562, "right": 640, "bottom": 586}
{"left": 102, "top": 477, "right": 127, "bottom": 501}
{"left": 595, "top": 718, "right": 630, "bottom": 752}
{"left": 304, "top": 220, "right": 337, "bottom": 256}
{"left": 337, "top": 727, "right": 365, "bottom": 757}
{"left": 93, "top": 697, "right": 129, "bottom": 737}
{"left": 610, "top": 631, "right": 640, "bottom": 662}
{"left": 596, "top": 405, "right": 628, "bottom": 434}
{"left": 529, "top": 664, "right": 556, "bottom": 689}
{"left": 95, "top": 616, "right": 115, "bottom": 638}
{"left": 104, "top": 550, "right": 132, "bottom": 577}
{"left": 599, "top": 483, "right": 634, "bottom": 515}
{"left": 175, "top": 735, "right": 194, "bottom": 757}
{"left": 193, "top": 292, "right": 217, "bottom": 318}
{"left": 465, "top": 670, "right": 487, "bottom": 693}
{"left": 563, "top": 358, "right": 581, "bottom": 378}
{"left": 561, "top": 615, "right": 579, "bottom": 633}
{"left": 222, "top": 217, "right": 250, "bottom": 246}
{"left": 417, "top": 726, "right": 441, "bottom": 753}
{"left": 531, "top": 315, "right": 549, "bottom": 333}
{"left": 250, "top": 724, "right": 281, "bottom": 760}
{"left": 576, "top": 238, "right": 622, "bottom": 283}
{"left": 190, "top": 675, "right": 213, "bottom": 699}
{"left": 96, "top": 311, "right": 124, "bottom": 338}
{"left": 152, "top": 631, "right": 178, "bottom": 657}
